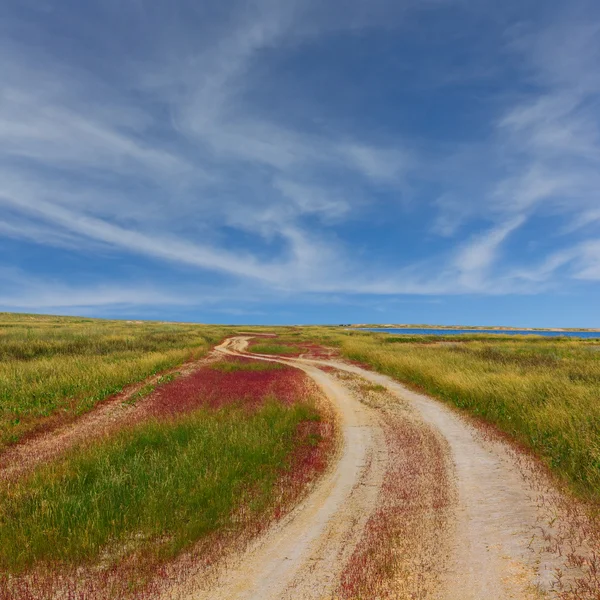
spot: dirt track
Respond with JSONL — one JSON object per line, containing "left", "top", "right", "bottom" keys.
{"left": 4, "top": 336, "right": 588, "bottom": 598}
{"left": 0, "top": 355, "right": 217, "bottom": 483}
{"left": 170, "top": 336, "right": 587, "bottom": 600}
{"left": 168, "top": 337, "right": 388, "bottom": 600}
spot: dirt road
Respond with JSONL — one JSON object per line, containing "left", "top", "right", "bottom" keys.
{"left": 167, "top": 336, "right": 586, "bottom": 600}
{"left": 166, "top": 337, "right": 388, "bottom": 599}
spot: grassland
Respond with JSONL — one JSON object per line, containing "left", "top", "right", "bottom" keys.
{"left": 4, "top": 314, "right": 600, "bottom": 594}
{"left": 248, "top": 328, "right": 600, "bottom": 500}
{"left": 0, "top": 313, "right": 230, "bottom": 447}
{"left": 0, "top": 319, "right": 331, "bottom": 599}
{"left": 333, "top": 331, "right": 600, "bottom": 499}
{"left": 0, "top": 402, "right": 320, "bottom": 572}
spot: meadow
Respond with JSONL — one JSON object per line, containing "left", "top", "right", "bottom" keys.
{"left": 0, "top": 403, "right": 314, "bottom": 569}
{"left": 0, "top": 313, "right": 230, "bottom": 447}
{"left": 3, "top": 314, "right": 600, "bottom": 596}
{"left": 245, "top": 327, "right": 600, "bottom": 499}
{"left": 0, "top": 318, "right": 331, "bottom": 599}
{"left": 313, "top": 330, "right": 600, "bottom": 500}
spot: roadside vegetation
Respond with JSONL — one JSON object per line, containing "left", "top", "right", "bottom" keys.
{"left": 334, "top": 371, "right": 451, "bottom": 599}
{"left": 0, "top": 403, "right": 315, "bottom": 571}
{"left": 248, "top": 330, "right": 337, "bottom": 359}
{"left": 254, "top": 328, "right": 600, "bottom": 501}
{"left": 249, "top": 342, "right": 301, "bottom": 355}
{"left": 0, "top": 340, "right": 332, "bottom": 599}
{"left": 336, "top": 331, "right": 600, "bottom": 499}
{"left": 0, "top": 313, "right": 230, "bottom": 447}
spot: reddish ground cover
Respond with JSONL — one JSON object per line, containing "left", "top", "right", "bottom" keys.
{"left": 337, "top": 402, "right": 452, "bottom": 599}
{"left": 143, "top": 356, "right": 310, "bottom": 418}
{"left": 296, "top": 342, "right": 337, "bottom": 359}
{"left": 2, "top": 422, "right": 336, "bottom": 600}
{"left": 0, "top": 356, "right": 336, "bottom": 600}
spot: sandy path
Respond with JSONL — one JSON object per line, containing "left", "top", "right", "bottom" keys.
{"left": 187, "top": 336, "right": 584, "bottom": 600}
{"left": 0, "top": 355, "right": 217, "bottom": 483}
{"left": 168, "top": 338, "right": 388, "bottom": 600}
{"left": 310, "top": 360, "right": 556, "bottom": 599}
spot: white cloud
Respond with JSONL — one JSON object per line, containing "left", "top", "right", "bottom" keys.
{"left": 493, "top": 17, "right": 600, "bottom": 222}
{"left": 453, "top": 217, "right": 525, "bottom": 281}
{"left": 573, "top": 240, "right": 600, "bottom": 280}
{"left": 273, "top": 178, "right": 350, "bottom": 221}
{"left": 338, "top": 143, "right": 413, "bottom": 184}
{"left": 1, "top": 0, "right": 600, "bottom": 309}
{"left": 0, "top": 1, "right": 423, "bottom": 300}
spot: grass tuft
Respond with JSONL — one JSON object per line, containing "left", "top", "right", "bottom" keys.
{"left": 210, "top": 358, "right": 284, "bottom": 372}
{"left": 248, "top": 343, "right": 301, "bottom": 355}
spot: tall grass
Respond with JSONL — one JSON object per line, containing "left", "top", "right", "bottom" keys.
{"left": 249, "top": 342, "right": 300, "bottom": 355}
{"left": 0, "top": 402, "right": 320, "bottom": 574}
{"left": 0, "top": 314, "right": 230, "bottom": 446}
{"left": 338, "top": 333, "right": 600, "bottom": 498}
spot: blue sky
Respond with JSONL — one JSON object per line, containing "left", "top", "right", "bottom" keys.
{"left": 1, "top": 0, "right": 600, "bottom": 326}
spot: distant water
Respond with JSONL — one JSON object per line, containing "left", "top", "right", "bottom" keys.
{"left": 359, "top": 328, "right": 600, "bottom": 339}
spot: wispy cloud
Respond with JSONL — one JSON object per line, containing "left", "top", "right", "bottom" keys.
{"left": 452, "top": 217, "right": 526, "bottom": 290}
{"left": 1, "top": 0, "right": 600, "bottom": 318}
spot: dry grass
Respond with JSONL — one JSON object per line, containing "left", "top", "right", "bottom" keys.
{"left": 0, "top": 313, "right": 230, "bottom": 447}
{"left": 336, "top": 332, "right": 600, "bottom": 500}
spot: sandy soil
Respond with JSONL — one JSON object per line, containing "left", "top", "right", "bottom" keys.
{"left": 170, "top": 336, "right": 591, "bottom": 600}
{"left": 0, "top": 355, "right": 218, "bottom": 483}
{"left": 4, "top": 335, "right": 592, "bottom": 598}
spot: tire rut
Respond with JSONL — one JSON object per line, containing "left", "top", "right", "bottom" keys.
{"left": 207, "top": 337, "right": 589, "bottom": 600}
{"left": 168, "top": 339, "right": 388, "bottom": 600}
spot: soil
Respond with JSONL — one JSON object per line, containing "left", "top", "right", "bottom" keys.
{"left": 0, "top": 355, "right": 218, "bottom": 483}
{"left": 165, "top": 336, "right": 593, "bottom": 600}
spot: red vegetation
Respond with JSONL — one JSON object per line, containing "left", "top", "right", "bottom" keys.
{"left": 0, "top": 417, "right": 336, "bottom": 600}
{"left": 144, "top": 357, "right": 309, "bottom": 418}
{"left": 338, "top": 404, "right": 451, "bottom": 599}
{"left": 296, "top": 342, "right": 337, "bottom": 359}
{"left": 0, "top": 357, "right": 337, "bottom": 600}
{"left": 316, "top": 365, "right": 338, "bottom": 373}
{"left": 272, "top": 416, "right": 335, "bottom": 521}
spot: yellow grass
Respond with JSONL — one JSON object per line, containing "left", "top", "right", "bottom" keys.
{"left": 0, "top": 313, "right": 230, "bottom": 446}
{"left": 337, "top": 332, "right": 600, "bottom": 498}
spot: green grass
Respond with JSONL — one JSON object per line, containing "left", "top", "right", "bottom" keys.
{"left": 337, "top": 332, "right": 600, "bottom": 499}
{"left": 121, "top": 373, "right": 179, "bottom": 406}
{"left": 0, "top": 401, "right": 320, "bottom": 573}
{"left": 249, "top": 343, "right": 300, "bottom": 355}
{"left": 0, "top": 314, "right": 230, "bottom": 446}
{"left": 210, "top": 359, "right": 285, "bottom": 372}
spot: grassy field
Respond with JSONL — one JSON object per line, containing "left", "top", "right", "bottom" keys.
{"left": 0, "top": 313, "right": 230, "bottom": 447}
{"left": 250, "top": 328, "right": 600, "bottom": 500}
{"left": 0, "top": 402, "right": 319, "bottom": 571}
{"left": 0, "top": 318, "right": 331, "bottom": 599}
{"left": 335, "top": 331, "right": 600, "bottom": 499}
{"left": 249, "top": 342, "right": 302, "bottom": 355}
{"left": 3, "top": 314, "right": 600, "bottom": 594}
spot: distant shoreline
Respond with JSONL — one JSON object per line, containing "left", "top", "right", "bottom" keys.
{"left": 347, "top": 324, "right": 600, "bottom": 332}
